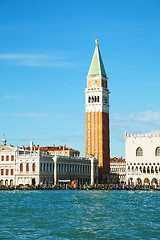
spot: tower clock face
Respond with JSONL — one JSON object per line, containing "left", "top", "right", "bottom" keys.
{"left": 91, "top": 81, "right": 97, "bottom": 87}
{"left": 103, "top": 96, "right": 108, "bottom": 104}
{"left": 103, "top": 81, "right": 107, "bottom": 88}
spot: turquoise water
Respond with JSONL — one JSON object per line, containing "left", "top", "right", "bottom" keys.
{"left": 0, "top": 191, "right": 160, "bottom": 240}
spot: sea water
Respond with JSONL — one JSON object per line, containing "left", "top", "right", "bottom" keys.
{"left": 0, "top": 190, "right": 159, "bottom": 239}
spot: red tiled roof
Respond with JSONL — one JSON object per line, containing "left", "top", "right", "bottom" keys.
{"left": 110, "top": 157, "right": 126, "bottom": 163}
{"left": 20, "top": 145, "right": 79, "bottom": 153}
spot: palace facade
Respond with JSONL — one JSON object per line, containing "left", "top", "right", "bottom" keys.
{"left": 125, "top": 131, "right": 160, "bottom": 186}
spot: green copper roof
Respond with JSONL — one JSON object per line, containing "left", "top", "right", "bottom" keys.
{"left": 88, "top": 41, "right": 107, "bottom": 77}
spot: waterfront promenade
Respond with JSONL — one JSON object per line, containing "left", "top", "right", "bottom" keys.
{"left": 1, "top": 184, "right": 160, "bottom": 191}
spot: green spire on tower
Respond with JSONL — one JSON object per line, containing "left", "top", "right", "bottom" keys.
{"left": 88, "top": 39, "right": 107, "bottom": 77}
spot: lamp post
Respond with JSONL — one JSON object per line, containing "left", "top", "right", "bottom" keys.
{"left": 53, "top": 155, "right": 58, "bottom": 186}
{"left": 90, "top": 157, "right": 94, "bottom": 186}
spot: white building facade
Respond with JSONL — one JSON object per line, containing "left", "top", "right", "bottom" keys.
{"left": 125, "top": 131, "right": 160, "bottom": 186}
{"left": 0, "top": 138, "right": 16, "bottom": 187}
{"left": 110, "top": 157, "right": 126, "bottom": 183}
{"left": 0, "top": 138, "right": 98, "bottom": 187}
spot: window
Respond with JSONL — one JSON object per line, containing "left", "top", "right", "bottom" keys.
{"left": 155, "top": 147, "right": 160, "bottom": 156}
{"left": 136, "top": 147, "right": 143, "bottom": 156}
{"left": 11, "top": 155, "right": 14, "bottom": 161}
{"left": 143, "top": 166, "right": 146, "bottom": 173}
{"left": 1, "top": 169, "right": 4, "bottom": 175}
{"left": 11, "top": 169, "right": 14, "bottom": 175}
{"left": 6, "top": 155, "right": 9, "bottom": 161}
{"left": 6, "top": 169, "right": 9, "bottom": 175}
{"left": 151, "top": 166, "right": 154, "bottom": 173}
{"left": 1, "top": 156, "right": 4, "bottom": 161}
{"left": 26, "top": 163, "right": 29, "bottom": 172}
{"left": 47, "top": 163, "right": 49, "bottom": 171}
{"left": 20, "top": 163, "right": 23, "bottom": 172}
{"left": 32, "top": 163, "right": 36, "bottom": 172}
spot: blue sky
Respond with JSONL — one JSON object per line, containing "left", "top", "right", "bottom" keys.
{"left": 0, "top": 0, "right": 160, "bottom": 158}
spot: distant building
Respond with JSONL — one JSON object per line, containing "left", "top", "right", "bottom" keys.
{"left": 24, "top": 145, "right": 80, "bottom": 157}
{"left": 0, "top": 137, "right": 16, "bottom": 187}
{"left": 85, "top": 40, "right": 110, "bottom": 181}
{"left": 110, "top": 157, "right": 126, "bottom": 183}
{"left": 125, "top": 131, "right": 160, "bottom": 186}
{"left": 0, "top": 138, "right": 98, "bottom": 187}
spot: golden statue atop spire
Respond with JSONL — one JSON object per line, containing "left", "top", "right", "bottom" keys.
{"left": 95, "top": 39, "right": 98, "bottom": 46}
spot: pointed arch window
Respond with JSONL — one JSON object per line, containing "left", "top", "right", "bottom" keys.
{"left": 136, "top": 147, "right": 143, "bottom": 156}
{"left": 155, "top": 147, "right": 160, "bottom": 156}
{"left": 143, "top": 166, "right": 146, "bottom": 173}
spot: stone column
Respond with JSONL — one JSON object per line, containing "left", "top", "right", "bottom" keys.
{"left": 53, "top": 156, "right": 58, "bottom": 186}
{"left": 90, "top": 158, "right": 94, "bottom": 186}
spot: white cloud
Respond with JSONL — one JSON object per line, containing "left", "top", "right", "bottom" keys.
{"left": 112, "top": 111, "right": 160, "bottom": 125}
{"left": 14, "top": 113, "right": 49, "bottom": 117}
{"left": 3, "top": 95, "right": 24, "bottom": 100}
{"left": 111, "top": 110, "right": 160, "bottom": 141}
{"left": 0, "top": 53, "right": 74, "bottom": 67}
{"left": 0, "top": 112, "right": 76, "bottom": 119}
{"left": 0, "top": 113, "right": 9, "bottom": 116}
{"left": 0, "top": 54, "right": 51, "bottom": 60}
{"left": 144, "top": 82, "right": 159, "bottom": 86}
{"left": 129, "top": 111, "right": 160, "bottom": 123}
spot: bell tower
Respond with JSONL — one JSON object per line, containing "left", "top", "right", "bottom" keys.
{"left": 85, "top": 40, "right": 110, "bottom": 181}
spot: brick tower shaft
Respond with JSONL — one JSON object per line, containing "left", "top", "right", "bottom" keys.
{"left": 85, "top": 40, "right": 110, "bottom": 181}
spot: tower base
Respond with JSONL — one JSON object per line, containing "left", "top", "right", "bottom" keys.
{"left": 102, "top": 173, "right": 119, "bottom": 184}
